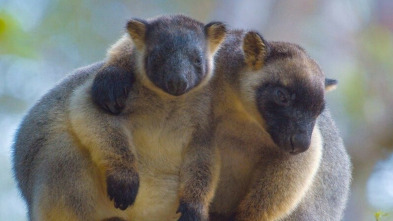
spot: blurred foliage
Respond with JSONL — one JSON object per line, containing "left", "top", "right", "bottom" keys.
{"left": 0, "top": 11, "right": 35, "bottom": 57}
{"left": 374, "top": 211, "right": 389, "bottom": 221}
{"left": 341, "top": 67, "right": 367, "bottom": 122}
{"left": 363, "top": 25, "right": 393, "bottom": 67}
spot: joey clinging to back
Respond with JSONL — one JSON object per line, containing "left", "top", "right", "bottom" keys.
{"left": 92, "top": 15, "right": 226, "bottom": 113}
{"left": 240, "top": 32, "right": 337, "bottom": 154}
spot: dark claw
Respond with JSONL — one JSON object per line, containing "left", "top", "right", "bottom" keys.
{"left": 103, "top": 217, "right": 127, "bottom": 221}
{"left": 103, "top": 103, "right": 119, "bottom": 115}
{"left": 177, "top": 201, "right": 205, "bottom": 221}
{"left": 91, "top": 65, "right": 135, "bottom": 115}
{"left": 106, "top": 170, "right": 139, "bottom": 210}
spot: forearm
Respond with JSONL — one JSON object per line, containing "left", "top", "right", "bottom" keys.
{"left": 178, "top": 129, "right": 219, "bottom": 220}
{"left": 68, "top": 81, "right": 139, "bottom": 210}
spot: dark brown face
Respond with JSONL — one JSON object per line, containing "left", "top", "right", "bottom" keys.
{"left": 256, "top": 78, "right": 325, "bottom": 154}
{"left": 239, "top": 35, "right": 331, "bottom": 154}
{"left": 127, "top": 15, "right": 226, "bottom": 97}
{"left": 144, "top": 27, "right": 208, "bottom": 96}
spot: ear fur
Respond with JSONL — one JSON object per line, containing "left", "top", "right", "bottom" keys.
{"left": 243, "top": 31, "right": 269, "bottom": 71}
{"left": 126, "top": 19, "right": 148, "bottom": 51}
{"left": 325, "top": 78, "right": 338, "bottom": 92}
{"left": 204, "top": 22, "right": 227, "bottom": 55}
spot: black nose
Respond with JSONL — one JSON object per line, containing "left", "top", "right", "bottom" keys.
{"left": 290, "top": 133, "right": 311, "bottom": 154}
{"left": 165, "top": 75, "right": 189, "bottom": 96}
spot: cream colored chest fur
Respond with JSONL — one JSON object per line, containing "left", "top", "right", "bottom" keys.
{"left": 123, "top": 89, "right": 198, "bottom": 221}
{"left": 125, "top": 116, "right": 194, "bottom": 221}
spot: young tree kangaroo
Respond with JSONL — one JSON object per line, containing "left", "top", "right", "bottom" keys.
{"left": 93, "top": 29, "right": 351, "bottom": 221}
{"left": 12, "top": 15, "right": 226, "bottom": 221}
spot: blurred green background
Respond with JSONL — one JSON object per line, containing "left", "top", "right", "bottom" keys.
{"left": 1, "top": 0, "right": 392, "bottom": 220}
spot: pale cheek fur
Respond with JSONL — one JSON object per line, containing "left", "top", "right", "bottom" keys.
{"left": 238, "top": 71, "right": 267, "bottom": 129}
{"left": 187, "top": 54, "right": 215, "bottom": 95}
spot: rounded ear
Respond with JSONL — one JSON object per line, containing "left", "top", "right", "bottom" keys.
{"left": 126, "top": 19, "right": 148, "bottom": 51}
{"left": 325, "top": 78, "right": 338, "bottom": 92}
{"left": 204, "top": 22, "right": 227, "bottom": 55}
{"left": 243, "top": 31, "right": 269, "bottom": 71}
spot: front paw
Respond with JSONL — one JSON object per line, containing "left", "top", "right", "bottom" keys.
{"left": 91, "top": 65, "right": 134, "bottom": 115}
{"left": 176, "top": 201, "right": 207, "bottom": 221}
{"left": 106, "top": 169, "right": 139, "bottom": 210}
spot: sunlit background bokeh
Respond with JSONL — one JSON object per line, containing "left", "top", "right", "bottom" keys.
{"left": 1, "top": 0, "right": 393, "bottom": 220}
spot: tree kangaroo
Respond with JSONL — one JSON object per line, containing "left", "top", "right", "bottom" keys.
{"left": 13, "top": 15, "right": 226, "bottom": 221}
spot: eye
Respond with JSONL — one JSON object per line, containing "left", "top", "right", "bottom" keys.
{"left": 273, "top": 88, "right": 291, "bottom": 106}
{"left": 194, "top": 57, "right": 202, "bottom": 66}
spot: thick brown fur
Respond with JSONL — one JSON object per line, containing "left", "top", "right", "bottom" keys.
{"left": 69, "top": 68, "right": 217, "bottom": 220}
{"left": 91, "top": 29, "right": 350, "bottom": 221}
{"left": 12, "top": 19, "right": 351, "bottom": 221}
{"left": 70, "top": 15, "right": 226, "bottom": 221}
{"left": 13, "top": 15, "right": 226, "bottom": 221}
{"left": 207, "top": 31, "right": 350, "bottom": 221}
